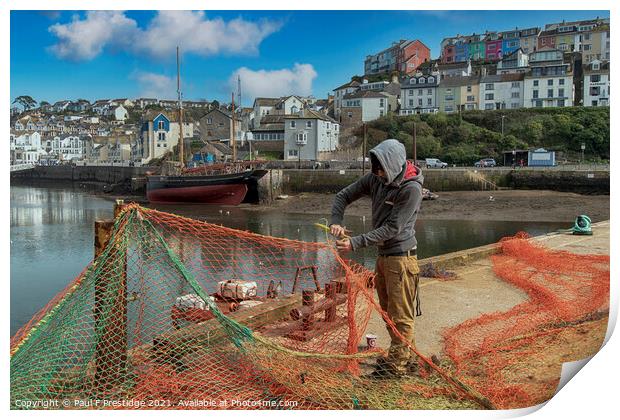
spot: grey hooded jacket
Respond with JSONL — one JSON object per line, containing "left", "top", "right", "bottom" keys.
{"left": 330, "top": 139, "right": 424, "bottom": 254}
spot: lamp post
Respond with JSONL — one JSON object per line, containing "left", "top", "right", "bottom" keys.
{"left": 501, "top": 115, "right": 505, "bottom": 137}
{"left": 581, "top": 143, "right": 586, "bottom": 167}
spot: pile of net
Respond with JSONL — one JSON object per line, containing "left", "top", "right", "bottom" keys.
{"left": 10, "top": 205, "right": 609, "bottom": 410}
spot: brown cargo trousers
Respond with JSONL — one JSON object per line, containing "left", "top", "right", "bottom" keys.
{"left": 374, "top": 255, "right": 420, "bottom": 372}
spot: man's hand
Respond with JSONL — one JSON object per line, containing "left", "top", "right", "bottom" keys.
{"left": 336, "top": 238, "right": 352, "bottom": 253}
{"left": 330, "top": 224, "right": 350, "bottom": 238}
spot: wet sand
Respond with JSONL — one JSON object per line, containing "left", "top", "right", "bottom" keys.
{"left": 242, "top": 190, "right": 610, "bottom": 223}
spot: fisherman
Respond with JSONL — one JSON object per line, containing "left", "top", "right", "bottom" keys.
{"left": 329, "top": 139, "right": 424, "bottom": 379}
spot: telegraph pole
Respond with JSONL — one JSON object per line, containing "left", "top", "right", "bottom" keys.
{"left": 412, "top": 121, "right": 417, "bottom": 163}
{"left": 362, "top": 123, "right": 367, "bottom": 174}
{"left": 176, "top": 46, "right": 184, "bottom": 168}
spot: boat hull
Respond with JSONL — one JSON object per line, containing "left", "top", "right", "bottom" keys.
{"left": 146, "top": 169, "right": 267, "bottom": 205}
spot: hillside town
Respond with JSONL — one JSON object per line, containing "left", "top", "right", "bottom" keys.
{"left": 10, "top": 17, "right": 610, "bottom": 167}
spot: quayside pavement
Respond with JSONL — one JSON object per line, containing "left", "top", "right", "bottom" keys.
{"left": 364, "top": 221, "right": 611, "bottom": 357}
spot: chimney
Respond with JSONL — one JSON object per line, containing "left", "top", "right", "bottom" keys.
{"left": 362, "top": 79, "right": 369, "bottom": 84}
{"left": 391, "top": 73, "right": 399, "bottom": 83}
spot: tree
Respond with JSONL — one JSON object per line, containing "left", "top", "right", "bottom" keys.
{"left": 13, "top": 95, "right": 37, "bottom": 111}
{"left": 39, "top": 101, "right": 50, "bottom": 108}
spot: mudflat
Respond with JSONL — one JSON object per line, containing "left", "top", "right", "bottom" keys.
{"left": 244, "top": 190, "right": 610, "bottom": 223}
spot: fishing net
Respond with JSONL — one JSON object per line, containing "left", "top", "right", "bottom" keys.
{"left": 10, "top": 205, "right": 609, "bottom": 410}
{"left": 444, "top": 232, "right": 610, "bottom": 408}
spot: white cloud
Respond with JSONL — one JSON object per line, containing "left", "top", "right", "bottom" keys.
{"left": 48, "top": 11, "right": 137, "bottom": 60}
{"left": 229, "top": 64, "right": 317, "bottom": 100}
{"left": 47, "top": 11, "right": 281, "bottom": 61}
{"left": 132, "top": 71, "right": 177, "bottom": 99}
{"left": 135, "top": 11, "right": 282, "bottom": 59}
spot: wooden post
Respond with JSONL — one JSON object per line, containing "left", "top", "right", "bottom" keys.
{"left": 412, "top": 121, "right": 417, "bottom": 163}
{"left": 93, "top": 200, "right": 127, "bottom": 393}
{"left": 301, "top": 290, "right": 315, "bottom": 332}
{"left": 324, "top": 282, "right": 336, "bottom": 322}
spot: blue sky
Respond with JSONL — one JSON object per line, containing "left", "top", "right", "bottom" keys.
{"left": 10, "top": 10, "right": 610, "bottom": 106}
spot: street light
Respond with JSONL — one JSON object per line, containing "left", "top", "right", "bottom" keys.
{"left": 501, "top": 115, "right": 505, "bottom": 137}
{"left": 581, "top": 143, "right": 586, "bottom": 165}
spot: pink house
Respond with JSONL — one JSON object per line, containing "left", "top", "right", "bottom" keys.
{"left": 485, "top": 40, "right": 503, "bottom": 60}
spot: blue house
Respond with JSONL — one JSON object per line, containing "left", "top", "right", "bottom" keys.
{"left": 528, "top": 148, "right": 556, "bottom": 166}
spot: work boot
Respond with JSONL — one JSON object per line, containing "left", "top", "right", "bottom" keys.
{"left": 365, "top": 362, "right": 405, "bottom": 380}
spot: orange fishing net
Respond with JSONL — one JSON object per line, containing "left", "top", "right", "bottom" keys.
{"left": 10, "top": 206, "right": 609, "bottom": 410}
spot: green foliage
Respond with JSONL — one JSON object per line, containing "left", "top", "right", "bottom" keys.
{"left": 362, "top": 107, "right": 609, "bottom": 164}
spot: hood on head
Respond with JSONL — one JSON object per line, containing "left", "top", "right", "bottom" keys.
{"left": 369, "top": 139, "right": 407, "bottom": 185}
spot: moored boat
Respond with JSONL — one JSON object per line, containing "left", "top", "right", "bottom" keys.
{"left": 146, "top": 169, "right": 268, "bottom": 205}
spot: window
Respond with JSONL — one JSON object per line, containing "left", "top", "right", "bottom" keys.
{"left": 296, "top": 133, "right": 307, "bottom": 144}
{"left": 584, "top": 45, "right": 592, "bottom": 51}
{"left": 427, "top": 98, "right": 432, "bottom": 106}
{"left": 485, "top": 104, "right": 494, "bottom": 110}
{"left": 409, "top": 99, "right": 414, "bottom": 106}
{"left": 427, "top": 89, "right": 432, "bottom": 95}
{"left": 288, "top": 149, "right": 298, "bottom": 157}
{"left": 558, "top": 88, "right": 564, "bottom": 97}
{"left": 410, "top": 79, "right": 416, "bottom": 85}
{"left": 511, "top": 82, "right": 520, "bottom": 88}
{"left": 206, "top": 118, "right": 212, "bottom": 124}
{"left": 418, "top": 89, "right": 423, "bottom": 96}
{"left": 590, "top": 87, "right": 600, "bottom": 96}
{"left": 533, "top": 80, "right": 539, "bottom": 87}
{"left": 485, "top": 83, "right": 494, "bottom": 90}
{"left": 379, "top": 98, "right": 385, "bottom": 107}
{"left": 548, "top": 89, "right": 554, "bottom": 98}
{"left": 379, "top": 110, "right": 384, "bottom": 117}
{"left": 591, "top": 75, "right": 601, "bottom": 83}
{"left": 419, "top": 77, "right": 426, "bottom": 84}
{"left": 559, "top": 78, "right": 565, "bottom": 85}
{"left": 347, "top": 112, "right": 352, "bottom": 118}
{"left": 557, "top": 100, "right": 565, "bottom": 107}
{"left": 306, "top": 121, "right": 312, "bottom": 128}
{"left": 157, "top": 120, "right": 165, "bottom": 130}
{"left": 547, "top": 79, "right": 553, "bottom": 86}
{"left": 592, "top": 100, "right": 598, "bottom": 107}
{"left": 158, "top": 132, "right": 166, "bottom": 141}
{"left": 428, "top": 77, "right": 435, "bottom": 83}
{"left": 290, "top": 121, "right": 296, "bottom": 128}
{"left": 445, "top": 106, "right": 454, "bottom": 112}
{"left": 485, "top": 93, "right": 494, "bottom": 100}
{"left": 467, "top": 95, "right": 475, "bottom": 102}
{"left": 535, "top": 100, "right": 543, "bottom": 108}
{"left": 533, "top": 90, "right": 539, "bottom": 99}
{"left": 511, "top": 103, "right": 519, "bottom": 109}
{"left": 467, "top": 85, "right": 472, "bottom": 92}
{"left": 418, "top": 99, "right": 423, "bottom": 106}
{"left": 511, "top": 92, "right": 520, "bottom": 98}
{"left": 409, "top": 90, "right": 414, "bottom": 95}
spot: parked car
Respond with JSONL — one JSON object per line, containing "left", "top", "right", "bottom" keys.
{"left": 425, "top": 158, "right": 448, "bottom": 169}
{"left": 474, "top": 158, "right": 497, "bottom": 168}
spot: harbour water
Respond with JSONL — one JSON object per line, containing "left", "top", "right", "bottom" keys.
{"left": 10, "top": 185, "right": 567, "bottom": 335}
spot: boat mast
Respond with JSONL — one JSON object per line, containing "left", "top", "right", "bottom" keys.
{"left": 231, "top": 92, "right": 236, "bottom": 162}
{"left": 177, "top": 46, "right": 184, "bottom": 168}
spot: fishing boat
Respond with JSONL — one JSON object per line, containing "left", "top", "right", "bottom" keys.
{"left": 146, "top": 47, "right": 267, "bottom": 205}
{"left": 146, "top": 168, "right": 268, "bottom": 205}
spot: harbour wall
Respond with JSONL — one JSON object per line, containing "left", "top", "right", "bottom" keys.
{"left": 11, "top": 166, "right": 609, "bottom": 198}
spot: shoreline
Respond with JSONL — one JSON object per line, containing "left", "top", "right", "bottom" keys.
{"left": 239, "top": 190, "right": 610, "bottom": 223}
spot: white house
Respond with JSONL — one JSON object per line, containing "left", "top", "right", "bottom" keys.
{"left": 10, "top": 131, "right": 45, "bottom": 164}
{"left": 139, "top": 111, "right": 194, "bottom": 162}
{"left": 283, "top": 110, "right": 339, "bottom": 161}
{"left": 109, "top": 105, "right": 129, "bottom": 121}
{"left": 479, "top": 74, "right": 525, "bottom": 110}
{"left": 339, "top": 90, "right": 396, "bottom": 129}
{"left": 52, "top": 100, "right": 71, "bottom": 112}
{"left": 135, "top": 98, "right": 159, "bottom": 108}
{"left": 523, "top": 48, "right": 574, "bottom": 108}
{"left": 251, "top": 98, "right": 280, "bottom": 129}
{"left": 399, "top": 72, "right": 441, "bottom": 115}
{"left": 496, "top": 48, "right": 530, "bottom": 74}
{"left": 275, "top": 96, "right": 306, "bottom": 115}
{"left": 583, "top": 60, "right": 610, "bottom": 107}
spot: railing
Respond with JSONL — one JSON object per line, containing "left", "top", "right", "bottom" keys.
{"left": 10, "top": 164, "right": 35, "bottom": 172}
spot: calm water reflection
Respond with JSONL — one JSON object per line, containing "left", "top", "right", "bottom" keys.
{"left": 10, "top": 185, "right": 566, "bottom": 334}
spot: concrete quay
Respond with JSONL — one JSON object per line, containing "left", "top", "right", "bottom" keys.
{"left": 364, "top": 220, "right": 610, "bottom": 357}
